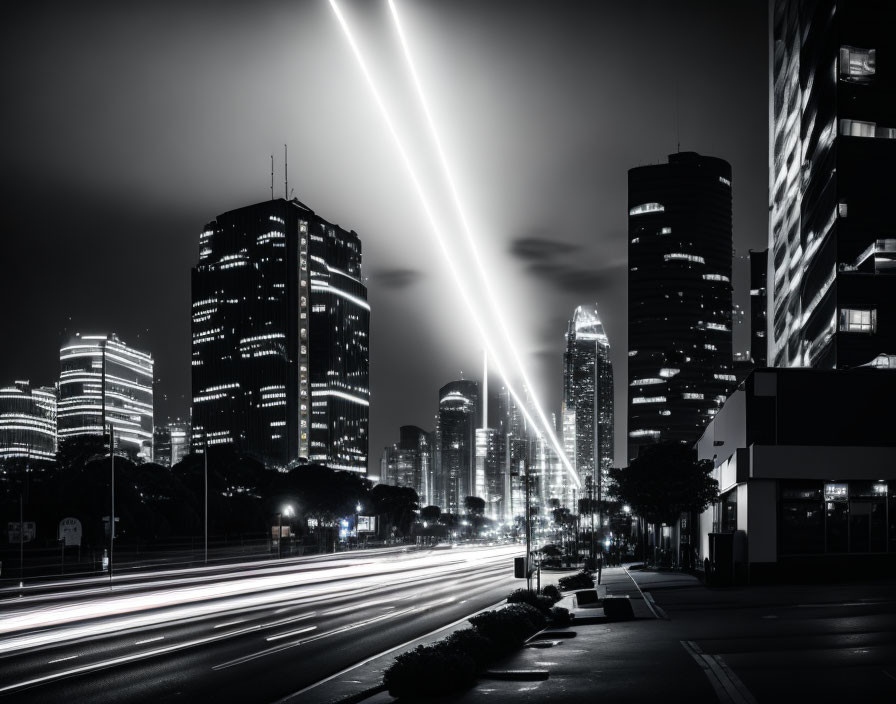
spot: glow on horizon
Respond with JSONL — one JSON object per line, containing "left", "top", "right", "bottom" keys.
{"left": 327, "top": 0, "right": 580, "bottom": 489}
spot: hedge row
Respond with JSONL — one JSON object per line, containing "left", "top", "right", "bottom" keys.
{"left": 383, "top": 586, "right": 570, "bottom": 698}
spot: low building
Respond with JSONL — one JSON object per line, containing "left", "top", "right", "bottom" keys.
{"left": 696, "top": 367, "right": 896, "bottom": 583}
{"left": 153, "top": 421, "right": 191, "bottom": 467}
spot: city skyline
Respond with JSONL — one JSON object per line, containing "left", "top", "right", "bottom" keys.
{"left": 0, "top": 0, "right": 769, "bottom": 472}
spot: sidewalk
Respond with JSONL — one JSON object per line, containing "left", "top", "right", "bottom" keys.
{"left": 288, "top": 567, "right": 716, "bottom": 704}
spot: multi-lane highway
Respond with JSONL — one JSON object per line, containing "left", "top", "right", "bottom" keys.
{"left": 0, "top": 544, "right": 522, "bottom": 702}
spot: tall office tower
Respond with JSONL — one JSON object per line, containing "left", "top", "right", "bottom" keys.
{"left": 435, "top": 380, "right": 479, "bottom": 514}
{"left": 153, "top": 421, "right": 191, "bottom": 467}
{"left": 0, "top": 381, "right": 57, "bottom": 462}
{"left": 563, "top": 305, "right": 615, "bottom": 481}
{"left": 750, "top": 249, "right": 769, "bottom": 366}
{"left": 380, "top": 426, "right": 432, "bottom": 501}
{"left": 770, "top": 1, "right": 896, "bottom": 369}
{"left": 628, "top": 152, "right": 735, "bottom": 460}
{"left": 191, "top": 198, "right": 369, "bottom": 471}
{"left": 57, "top": 334, "right": 154, "bottom": 462}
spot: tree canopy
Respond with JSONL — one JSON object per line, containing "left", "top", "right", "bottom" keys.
{"left": 608, "top": 442, "right": 718, "bottom": 527}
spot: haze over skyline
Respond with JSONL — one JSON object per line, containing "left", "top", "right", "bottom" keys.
{"left": 0, "top": 0, "right": 768, "bottom": 470}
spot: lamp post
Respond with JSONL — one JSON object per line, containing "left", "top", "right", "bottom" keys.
{"left": 109, "top": 424, "right": 115, "bottom": 586}
{"left": 277, "top": 505, "right": 294, "bottom": 559}
{"left": 204, "top": 438, "right": 208, "bottom": 564}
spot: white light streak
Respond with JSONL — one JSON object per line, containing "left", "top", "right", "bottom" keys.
{"left": 329, "top": 0, "right": 579, "bottom": 488}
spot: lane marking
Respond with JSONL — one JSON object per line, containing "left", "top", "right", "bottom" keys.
{"left": 623, "top": 567, "right": 659, "bottom": 619}
{"left": 47, "top": 655, "right": 78, "bottom": 664}
{"left": 644, "top": 592, "right": 669, "bottom": 620}
{"left": 213, "top": 607, "right": 416, "bottom": 670}
{"left": 135, "top": 636, "right": 164, "bottom": 645}
{"left": 266, "top": 626, "right": 317, "bottom": 642}
{"left": 681, "top": 640, "right": 757, "bottom": 704}
{"left": 277, "top": 594, "right": 510, "bottom": 702}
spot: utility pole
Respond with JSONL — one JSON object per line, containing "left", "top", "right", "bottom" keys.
{"left": 19, "top": 493, "right": 24, "bottom": 585}
{"left": 597, "top": 467, "right": 603, "bottom": 586}
{"left": 204, "top": 437, "right": 208, "bottom": 564}
{"left": 524, "top": 456, "right": 531, "bottom": 592}
{"left": 109, "top": 424, "right": 115, "bottom": 587}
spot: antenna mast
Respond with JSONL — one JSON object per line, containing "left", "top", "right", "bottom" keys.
{"left": 270, "top": 155, "right": 274, "bottom": 201}
{"left": 284, "top": 144, "right": 288, "bottom": 200}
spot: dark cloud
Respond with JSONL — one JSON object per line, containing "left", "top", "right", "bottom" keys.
{"left": 373, "top": 268, "right": 421, "bottom": 290}
{"left": 509, "top": 235, "right": 580, "bottom": 262}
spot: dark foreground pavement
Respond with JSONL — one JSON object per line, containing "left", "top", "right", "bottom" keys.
{"left": 298, "top": 566, "right": 896, "bottom": 704}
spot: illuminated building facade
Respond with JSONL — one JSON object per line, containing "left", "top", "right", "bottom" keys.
{"left": 58, "top": 333, "right": 154, "bottom": 462}
{"left": 434, "top": 380, "right": 479, "bottom": 514}
{"left": 628, "top": 152, "right": 734, "bottom": 460}
{"left": 153, "top": 421, "right": 191, "bottom": 467}
{"left": 380, "top": 425, "right": 433, "bottom": 503}
{"left": 191, "top": 198, "right": 369, "bottom": 471}
{"left": 0, "top": 381, "right": 57, "bottom": 462}
{"left": 770, "top": 0, "right": 896, "bottom": 369}
{"left": 563, "top": 305, "right": 614, "bottom": 484}
{"left": 751, "top": 249, "right": 769, "bottom": 366}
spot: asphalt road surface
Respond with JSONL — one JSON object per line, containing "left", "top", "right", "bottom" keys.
{"left": 0, "top": 544, "right": 523, "bottom": 702}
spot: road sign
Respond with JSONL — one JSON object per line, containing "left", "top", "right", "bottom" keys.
{"left": 59, "top": 517, "right": 83, "bottom": 546}
{"left": 8, "top": 522, "right": 36, "bottom": 544}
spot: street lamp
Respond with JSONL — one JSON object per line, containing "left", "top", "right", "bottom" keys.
{"left": 277, "top": 504, "right": 295, "bottom": 559}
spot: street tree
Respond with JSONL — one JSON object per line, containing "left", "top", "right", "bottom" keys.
{"left": 608, "top": 442, "right": 717, "bottom": 565}
{"left": 370, "top": 484, "right": 419, "bottom": 539}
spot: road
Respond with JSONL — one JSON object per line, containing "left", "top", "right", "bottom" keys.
{"left": 0, "top": 544, "right": 523, "bottom": 702}
{"left": 629, "top": 569, "right": 896, "bottom": 702}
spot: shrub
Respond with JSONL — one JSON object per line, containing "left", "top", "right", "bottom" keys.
{"left": 469, "top": 604, "right": 546, "bottom": 654}
{"left": 506, "top": 588, "right": 555, "bottom": 614}
{"left": 558, "top": 570, "right": 594, "bottom": 591}
{"left": 383, "top": 642, "right": 477, "bottom": 698}
{"left": 444, "top": 628, "right": 494, "bottom": 669}
{"left": 549, "top": 606, "right": 572, "bottom": 627}
{"left": 541, "top": 584, "right": 562, "bottom": 603}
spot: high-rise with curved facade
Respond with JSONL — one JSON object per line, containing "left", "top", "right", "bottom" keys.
{"left": 627, "top": 152, "right": 734, "bottom": 460}
{"left": 191, "top": 197, "right": 369, "bottom": 472}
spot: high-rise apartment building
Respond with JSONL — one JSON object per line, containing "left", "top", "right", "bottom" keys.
{"left": 58, "top": 333, "right": 154, "bottom": 462}
{"left": 380, "top": 425, "right": 433, "bottom": 503}
{"left": 153, "top": 421, "right": 191, "bottom": 467}
{"left": 750, "top": 249, "right": 769, "bottom": 366}
{"left": 0, "top": 381, "right": 57, "bottom": 462}
{"left": 628, "top": 152, "right": 735, "bottom": 460}
{"left": 563, "top": 305, "right": 614, "bottom": 480}
{"left": 191, "top": 198, "right": 369, "bottom": 471}
{"left": 434, "top": 380, "right": 479, "bottom": 514}
{"left": 770, "top": 0, "right": 896, "bottom": 369}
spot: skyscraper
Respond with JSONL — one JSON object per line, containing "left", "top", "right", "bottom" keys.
{"left": 750, "top": 249, "right": 769, "bottom": 366}
{"left": 770, "top": 0, "right": 896, "bottom": 369}
{"left": 153, "top": 421, "right": 191, "bottom": 467}
{"left": 0, "top": 381, "right": 57, "bottom": 462}
{"left": 380, "top": 425, "right": 433, "bottom": 503}
{"left": 563, "top": 305, "right": 614, "bottom": 482}
{"left": 434, "top": 380, "right": 479, "bottom": 514}
{"left": 628, "top": 152, "right": 734, "bottom": 460}
{"left": 191, "top": 198, "right": 369, "bottom": 471}
{"left": 58, "top": 333, "right": 154, "bottom": 462}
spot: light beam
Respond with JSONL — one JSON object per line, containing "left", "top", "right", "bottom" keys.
{"left": 327, "top": 0, "right": 580, "bottom": 489}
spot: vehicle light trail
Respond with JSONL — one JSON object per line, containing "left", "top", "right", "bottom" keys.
{"left": 327, "top": 0, "right": 579, "bottom": 488}
{"left": 386, "top": 0, "right": 579, "bottom": 488}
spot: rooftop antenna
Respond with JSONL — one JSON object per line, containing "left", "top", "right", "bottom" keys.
{"left": 482, "top": 348, "right": 488, "bottom": 430}
{"left": 676, "top": 81, "right": 681, "bottom": 153}
{"left": 270, "top": 155, "right": 274, "bottom": 201}
{"left": 284, "top": 144, "right": 288, "bottom": 200}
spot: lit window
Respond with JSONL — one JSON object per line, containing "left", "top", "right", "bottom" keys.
{"left": 683, "top": 392, "right": 704, "bottom": 400}
{"left": 839, "top": 308, "right": 876, "bottom": 333}
{"left": 838, "top": 201, "right": 848, "bottom": 217}
{"left": 629, "top": 429, "right": 661, "bottom": 438}
{"left": 665, "top": 253, "right": 705, "bottom": 264}
{"left": 633, "top": 396, "right": 667, "bottom": 404}
{"left": 660, "top": 227, "right": 672, "bottom": 235}
{"left": 629, "top": 202, "right": 664, "bottom": 216}
{"left": 659, "top": 410, "right": 671, "bottom": 416}
{"left": 631, "top": 237, "right": 640, "bottom": 244}
{"left": 659, "top": 368, "right": 680, "bottom": 378}
{"left": 631, "top": 378, "right": 664, "bottom": 386}
{"left": 719, "top": 176, "right": 731, "bottom": 187}
{"left": 703, "top": 274, "right": 730, "bottom": 282}
{"left": 839, "top": 46, "right": 876, "bottom": 82}
{"left": 714, "top": 374, "right": 737, "bottom": 382}
{"left": 628, "top": 350, "right": 638, "bottom": 357}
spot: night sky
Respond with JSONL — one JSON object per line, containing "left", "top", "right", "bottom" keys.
{"left": 0, "top": 1, "right": 768, "bottom": 471}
